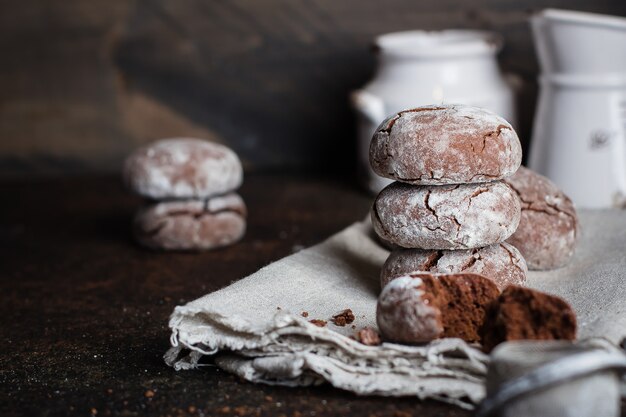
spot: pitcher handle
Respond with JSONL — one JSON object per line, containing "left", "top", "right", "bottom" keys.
{"left": 350, "top": 90, "right": 386, "bottom": 126}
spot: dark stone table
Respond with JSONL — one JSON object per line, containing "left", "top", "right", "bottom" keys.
{"left": 1, "top": 174, "right": 623, "bottom": 417}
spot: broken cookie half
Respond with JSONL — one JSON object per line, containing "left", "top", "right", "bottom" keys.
{"left": 376, "top": 272, "right": 577, "bottom": 351}
{"left": 376, "top": 272, "right": 499, "bottom": 344}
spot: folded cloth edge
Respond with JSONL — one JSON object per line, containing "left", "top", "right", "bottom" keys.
{"left": 166, "top": 308, "right": 490, "bottom": 408}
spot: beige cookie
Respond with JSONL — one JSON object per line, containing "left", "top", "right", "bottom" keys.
{"left": 133, "top": 193, "right": 246, "bottom": 250}
{"left": 124, "top": 138, "right": 243, "bottom": 199}
{"left": 371, "top": 181, "right": 521, "bottom": 249}
{"left": 369, "top": 104, "right": 522, "bottom": 185}
{"left": 504, "top": 167, "right": 579, "bottom": 270}
{"left": 380, "top": 243, "right": 527, "bottom": 291}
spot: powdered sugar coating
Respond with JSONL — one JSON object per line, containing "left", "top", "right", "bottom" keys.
{"left": 371, "top": 181, "right": 521, "bottom": 249}
{"left": 369, "top": 104, "right": 522, "bottom": 185}
{"left": 376, "top": 275, "right": 443, "bottom": 344}
{"left": 124, "top": 138, "right": 243, "bottom": 199}
{"left": 380, "top": 243, "right": 527, "bottom": 291}
{"left": 133, "top": 193, "right": 246, "bottom": 250}
{"left": 504, "top": 167, "right": 579, "bottom": 270}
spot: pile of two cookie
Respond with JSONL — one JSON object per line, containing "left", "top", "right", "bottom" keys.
{"left": 123, "top": 138, "right": 246, "bottom": 250}
{"left": 370, "top": 105, "right": 578, "bottom": 351}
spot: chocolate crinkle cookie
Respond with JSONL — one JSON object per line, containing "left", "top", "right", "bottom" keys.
{"left": 376, "top": 274, "right": 447, "bottom": 344}
{"left": 376, "top": 272, "right": 500, "bottom": 344}
{"left": 481, "top": 285, "right": 577, "bottom": 352}
{"left": 504, "top": 166, "right": 579, "bottom": 270}
{"left": 133, "top": 193, "right": 246, "bottom": 250}
{"left": 380, "top": 243, "right": 527, "bottom": 291}
{"left": 123, "top": 138, "right": 243, "bottom": 199}
{"left": 369, "top": 104, "right": 522, "bottom": 185}
{"left": 371, "top": 181, "right": 521, "bottom": 249}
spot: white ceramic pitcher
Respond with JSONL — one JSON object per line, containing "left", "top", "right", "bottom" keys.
{"left": 529, "top": 9, "right": 626, "bottom": 208}
{"left": 351, "top": 30, "right": 516, "bottom": 194}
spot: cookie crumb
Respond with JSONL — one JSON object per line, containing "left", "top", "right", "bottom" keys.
{"left": 276, "top": 306, "right": 281, "bottom": 310}
{"left": 144, "top": 389, "right": 155, "bottom": 398}
{"left": 301, "top": 311, "right": 309, "bottom": 318}
{"left": 309, "top": 319, "right": 327, "bottom": 327}
{"left": 356, "top": 327, "right": 382, "bottom": 346}
{"left": 331, "top": 309, "right": 355, "bottom": 327}
{"left": 233, "top": 406, "right": 249, "bottom": 416}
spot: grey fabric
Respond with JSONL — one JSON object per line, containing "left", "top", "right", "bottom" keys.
{"left": 165, "top": 210, "right": 626, "bottom": 408}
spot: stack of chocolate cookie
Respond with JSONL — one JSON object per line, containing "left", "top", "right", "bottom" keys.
{"left": 369, "top": 104, "right": 527, "bottom": 290}
{"left": 369, "top": 105, "right": 579, "bottom": 350}
{"left": 123, "top": 138, "right": 246, "bottom": 250}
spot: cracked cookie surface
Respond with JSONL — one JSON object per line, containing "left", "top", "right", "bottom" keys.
{"left": 133, "top": 193, "right": 246, "bottom": 250}
{"left": 369, "top": 104, "right": 522, "bottom": 185}
{"left": 124, "top": 138, "right": 243, "bottom": 199}
{"left": 380, "top": 243, "right": 527, "bottom": 291}
{"left": 371, "top": 181, "right": 521, "bottom": 249}
{"left": 504, "top": 167, "right": 579, "bottom": 270}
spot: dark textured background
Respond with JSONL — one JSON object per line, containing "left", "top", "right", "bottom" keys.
{"left": 2, "top": 0, "right": 626, "bottom": 177}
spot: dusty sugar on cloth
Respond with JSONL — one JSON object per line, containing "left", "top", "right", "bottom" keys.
{"left": 165, "top": 210, "right": 626, "bottom": 408}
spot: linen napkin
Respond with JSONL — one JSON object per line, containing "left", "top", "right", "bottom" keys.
{"left": 165, "top": 210, "right": 626, "bottom": 408}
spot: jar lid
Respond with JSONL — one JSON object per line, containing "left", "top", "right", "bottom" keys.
{"left": 374, "top": 30, "right": 502, "bottom": 59}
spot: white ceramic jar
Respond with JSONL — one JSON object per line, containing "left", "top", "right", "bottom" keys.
{"left": 351, "top": 30, "right": 516, "bottom": 194}
{"left": 529, "top": 9, "right": 626, "bottom": 208}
